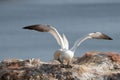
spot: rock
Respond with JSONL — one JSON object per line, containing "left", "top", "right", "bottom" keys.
{"left": 0, "top": 51, "right": 120, "bottom": 80}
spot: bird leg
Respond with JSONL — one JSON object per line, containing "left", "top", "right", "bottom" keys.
{"left": 66, "top": 60, "right": 72, "bottom": 68}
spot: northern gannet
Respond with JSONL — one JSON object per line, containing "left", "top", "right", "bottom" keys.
{"left": 23, "top": 24, "right": 112, "bottom": 66}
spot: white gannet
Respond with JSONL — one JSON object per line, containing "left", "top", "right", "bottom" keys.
{"left": 23, "top": 24, "right": 112, "bottom": 66}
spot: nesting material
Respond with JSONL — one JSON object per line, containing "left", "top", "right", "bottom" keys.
{"left": 0, "top": 51, "right": 120, "bottom": 80}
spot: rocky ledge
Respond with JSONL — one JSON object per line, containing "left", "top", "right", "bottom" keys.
{"left": 0, "top": 51, "right": 120, "bottom": 80}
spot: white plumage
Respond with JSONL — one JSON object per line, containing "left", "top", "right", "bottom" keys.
{"left": 23, "top": 24, "right": 112, "bottom": 66}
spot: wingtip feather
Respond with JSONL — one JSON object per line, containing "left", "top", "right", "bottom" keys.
{"left": 23, "top": 26, "right": 30, "bottom": 29}
{"left": 22, "top": 24, "right": 40, "bottom": 30}
{"left": 107, "top": 37, "right": 113, "bottom": 40}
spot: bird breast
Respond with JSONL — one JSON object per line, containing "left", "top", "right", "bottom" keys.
{"left": 54, "top": 49, "right": 74, "bottom": 60}
{"left": 61, "top": 49, "right": 74, "bottom": 60}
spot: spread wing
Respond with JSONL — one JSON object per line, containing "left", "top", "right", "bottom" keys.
{"left": 70, "top": 32, "right": 112, "bottom": 52}
{"left": 62, "top": 34, "right": 69, "bottom": 49}
{"left": 23, "top": 24, "right": 65, "bottom": 49}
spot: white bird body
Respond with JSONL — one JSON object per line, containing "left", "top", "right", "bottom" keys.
{"left": 54, "top": 49, "right": 74, "bottom": 65}
{"left": 23, "top": 24, "right": 112, "bottom": 66}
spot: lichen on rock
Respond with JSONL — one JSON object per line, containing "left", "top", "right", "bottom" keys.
{"left": 0, "top": 51, "right": 120, "bottom": 80}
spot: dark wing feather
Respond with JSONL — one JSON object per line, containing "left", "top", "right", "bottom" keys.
{"left": 90, "top": 32, "right": 113, "bottom": 40}
{"left": 23, "top": 24, "right": 65, "bottom": 49}
{"left": 23, "top": 24, "right": 51, "bottom": 32}
{"left": 98, "top": 33, "right": 113, "bottom": 40}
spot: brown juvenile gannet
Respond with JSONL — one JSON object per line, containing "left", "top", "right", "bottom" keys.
{"left": 23, "top": 24, "right": 112, "bottom": 66}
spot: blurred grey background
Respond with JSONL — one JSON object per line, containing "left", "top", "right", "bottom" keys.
{"left": 0, "top": 0, "right": 120, "bottom": 61}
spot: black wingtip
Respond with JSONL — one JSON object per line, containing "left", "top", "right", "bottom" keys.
{"left": 22, "top": 26, "right": 35, "bottom": 30}
{"left": 23, "top": 26, "right": 28, "bottom": 29}
{"left": 108, "top": 37, "right": 113, "bottom": 40}
{"left": 102, "top": 33, "right": 113, "bottom": 40}
{"left": 104, "top": 36, "right": 113, "bottom": 40}
{"left": 22, "top": 24, "right": 41, "bottom": 30}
